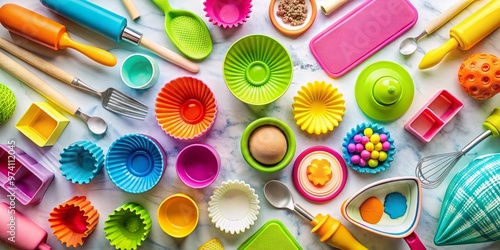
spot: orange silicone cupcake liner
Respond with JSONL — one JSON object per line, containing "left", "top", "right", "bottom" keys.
{"left": 49, "top": 196, "right": 99, "bottom": 247}
{"left": 155, "top": 76, "right": 217, "bottom": 140}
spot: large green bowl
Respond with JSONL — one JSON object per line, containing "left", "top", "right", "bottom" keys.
{"left": 223, "top": 34, "right": 293, "bottom": 105}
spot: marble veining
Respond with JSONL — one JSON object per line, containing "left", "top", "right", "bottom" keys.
{"left": 0, "top": 0, "right": 500, "bottom": 249}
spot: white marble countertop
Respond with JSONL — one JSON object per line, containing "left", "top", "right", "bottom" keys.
{"left": 1, "top": 0, "right": 500, "bottom": 249}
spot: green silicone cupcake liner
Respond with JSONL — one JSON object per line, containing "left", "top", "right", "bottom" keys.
{"left": 223, "top": 34, "right": 293, "bottom": 105}
{"left": 104, "top": 203, "right": 152, "bottom": 250}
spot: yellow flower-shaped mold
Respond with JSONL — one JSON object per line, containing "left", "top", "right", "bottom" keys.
{"left": 307, "top": 158, "right": 332, "bottom": 186}
{"left": 292, "top": 81, "right": 345, "bottom": 135}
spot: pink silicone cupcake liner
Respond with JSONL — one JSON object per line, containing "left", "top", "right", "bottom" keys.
{"left": 203, "top": 0, "right": 252, "bottom": 28}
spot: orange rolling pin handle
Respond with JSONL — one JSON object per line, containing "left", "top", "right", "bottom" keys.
{"left": 0, "top": 3, "right": 65, "bottom": 50}
{"left": 311, "top": 214, "right": 368, "bottom": 250}
{"left": 0, "top": 4, "right": 116, "bottom": 67}
{"left": 58, "top": 33, "right": 117, "bottom": 67}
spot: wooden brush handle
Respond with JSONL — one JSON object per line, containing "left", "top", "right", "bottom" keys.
{"left": 0, "top": 51, "right": 79, "bottom": 114}
{"left": 122, "top": 0, "right": 141, "bottom": 20}
{"left": 0, "top": 37, "right": 76, "bottom": 84}
{"left": 139, "top": 36, "right": 199, "bottom": 73}
{"left": 321, "top": 0, "right": 349, "bottom": 15}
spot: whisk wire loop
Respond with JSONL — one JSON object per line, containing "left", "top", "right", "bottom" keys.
{"left": 416, "top": 130, "right": 493, "bottom": 189}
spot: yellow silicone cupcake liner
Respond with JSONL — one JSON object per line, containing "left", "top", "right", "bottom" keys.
{"left": 48, "top": 196, "right": 99, "bottom": 247}
{"left": 292, "top": 81, "right": 345, "bottom": 135}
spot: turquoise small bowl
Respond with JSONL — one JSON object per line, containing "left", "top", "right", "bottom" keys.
{"left": 59, "top": 141, "right": 104, "bottom": 184}
{"left": 120, "top": 54, "right": 159, "bottom": 89}
{"left": 106, "top": 134, "right": 166, "bottom": 193}
{"left": 342, "top": 122, "right": 395, "bottom": 174}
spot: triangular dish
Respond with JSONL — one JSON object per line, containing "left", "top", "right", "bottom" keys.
{"left": 341, "top": 177, "right": 422, "bottom": 238}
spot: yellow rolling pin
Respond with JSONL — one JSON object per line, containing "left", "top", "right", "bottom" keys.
{"left": 0, "top": 4, "right": 116, "bottom": 67}
{"left": 419, "top": 0, "right": 500, "bottom": 69}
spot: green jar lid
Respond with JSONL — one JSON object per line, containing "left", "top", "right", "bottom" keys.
{"left": 355, "top": 61, "right": 414, "bottom": 121}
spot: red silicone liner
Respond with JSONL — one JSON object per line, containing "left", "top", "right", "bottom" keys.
{"left": 292, "top": 146, "right": 347, "bottom": 202}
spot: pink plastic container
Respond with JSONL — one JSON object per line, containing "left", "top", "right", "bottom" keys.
{"left": 405, "top": 90, "right": 463, "bottom": 143}
{"left": 203, "top": 0, "right": 252, "bottom": 28}
{"left": 0, "top": 202, "right": 51, "bottom": 250}
{"left": 309, "top": 0, "right": 417, "bottom": 78}
{"left": 176, "top": 143, "right": 220, "bottom": 189}
{"left": 0, "top": 144, "right": 54, "bottom": 205}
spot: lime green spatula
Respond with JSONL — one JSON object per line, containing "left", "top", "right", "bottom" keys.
{"left": 151, "top": 0, "right": 213, "bottom": 60}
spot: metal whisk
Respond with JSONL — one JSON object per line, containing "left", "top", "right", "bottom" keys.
{"left": 0, "top": 37, "right": 148, "bottom": 120}
{"left": 416, "top": 107, "right": 500, "bottom": 189}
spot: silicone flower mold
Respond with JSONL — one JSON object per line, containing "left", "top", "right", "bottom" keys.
{"left": 292, "top": 81, "right": 345, "bottom": 135}
{"left": 307, "top": 158, "right": 332, "bottom": 186}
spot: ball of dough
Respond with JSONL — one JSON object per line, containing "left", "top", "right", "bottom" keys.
{"left": 249, "top": 125, "right": 287, "bottom": 165}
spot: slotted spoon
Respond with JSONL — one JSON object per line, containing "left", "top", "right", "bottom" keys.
{"left": 151, "top": 0, "right": 212, "bottom": 60}
{"left": 0, "top": 37, "right": 148, "bottom": 120}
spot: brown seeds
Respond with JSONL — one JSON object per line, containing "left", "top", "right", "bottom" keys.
{"left": 277, "top": 0, "right": 307, "bottom": 26}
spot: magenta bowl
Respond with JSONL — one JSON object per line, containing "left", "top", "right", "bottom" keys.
{"left": 203, "top": 0, "right": 252, "bottom": 28}
{"left": 176, "top": 144, "right": 221, "bottom": 189}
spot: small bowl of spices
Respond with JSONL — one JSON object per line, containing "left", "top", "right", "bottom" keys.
{"left": 269, "top": 0, "right": 317, "bottom": 36}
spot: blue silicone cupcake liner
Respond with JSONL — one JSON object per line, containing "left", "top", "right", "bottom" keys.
{"left": 342, "top": 123, "right": 395, "bottom": 174}
{"left": 59, "top": 141, "right": 104, "bottom": 184}
{"left": 106, "top": 134, "right": 166, "bottom": 193}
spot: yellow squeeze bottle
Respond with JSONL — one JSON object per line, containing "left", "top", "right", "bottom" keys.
{"left": 419, "top": 0, "right": 500, "bottom": 69}
{"left": 311, "top": 214, "right": 368, "bottom": 250}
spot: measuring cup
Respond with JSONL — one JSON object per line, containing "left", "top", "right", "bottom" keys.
{"left": 0, "top": 4, "right": 116, "bottom": 67}
{"left": 151, "top": 0, "right": 212, "bottom": 60}
{"left": 341, "top": 177, "right": 426, "bottom": 250}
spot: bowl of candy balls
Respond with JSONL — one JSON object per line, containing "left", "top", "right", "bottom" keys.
{"left": 342, "top": 122, "right": 395, "bottom": 174}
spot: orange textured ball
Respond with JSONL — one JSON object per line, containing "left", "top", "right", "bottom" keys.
{"left": 458, "top": 53, "right": 500, "bottom": 100}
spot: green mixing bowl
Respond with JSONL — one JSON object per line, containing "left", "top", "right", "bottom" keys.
{"left": 241, "top": 117, "right": 296, "bottom": 173}
{"left": 223, "top": 35, "right": 293, "bottom": 105}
